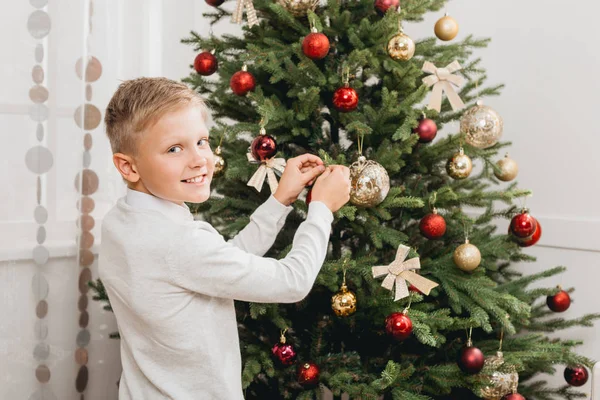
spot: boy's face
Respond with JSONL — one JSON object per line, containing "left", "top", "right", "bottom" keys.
{"left": 115, "top": 105, "right": 214, "bottom": 206}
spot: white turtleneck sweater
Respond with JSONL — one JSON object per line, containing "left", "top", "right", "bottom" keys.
{"left": 98, "top": 188, "right": 333, "bottom": 399}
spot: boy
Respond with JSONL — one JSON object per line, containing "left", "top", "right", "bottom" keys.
{"left": 99, "top": 77, "right": 351, "bottom": 399}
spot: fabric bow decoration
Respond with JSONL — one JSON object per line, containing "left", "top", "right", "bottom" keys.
{"left": 231, "top": 0, "right": 259, "bottom": 28}
{"left": 246, "top": 152, "right": 286, "bottom": 193}
{"left": 422, "top": 60, "right": 465, "bottom": 112}
{"left": 372, "top": 244, "right": 439, "bottom": 301}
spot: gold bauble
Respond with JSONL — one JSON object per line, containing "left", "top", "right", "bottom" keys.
{"left": 453, "top": 240, "right": 481, "bottom": 272}
{"left": 387, "top": 32, "right": 415, "bottom": 61}
{"left": 479, "top": 351, "right": 519, "bottom": 400}
{"left": 446, "top": 148, "right": 472, "bottom": 179}
{"left": 277, "top": 0, "right": 319, "bottom": 17}
{"left": 461, "top": 101, "right": 504, "bottom": 149}
{"left": 434, "top": 14, "right": 459, "bottom": 41}
{"left": 494, "top": 154, "right": 518, "bottom": 182}
{"left": 213, "top": 145, "right": 226, "bottom": 175}
{"left": 331, "top": 284, "right": 357, "bottom": 317}
{"left": 349, "top": 156, "right": 390, "bottom": 207}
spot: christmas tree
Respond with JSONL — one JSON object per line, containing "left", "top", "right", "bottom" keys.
{"left": 91, "top": 0, "right": 599, "bottom": 398}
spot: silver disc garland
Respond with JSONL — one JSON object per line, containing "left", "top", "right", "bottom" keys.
{"left": 72, "top": 1, "right": 102, "bottom": 395}
{"left": 26, "top": 2, "right": 56, "bottom": 399}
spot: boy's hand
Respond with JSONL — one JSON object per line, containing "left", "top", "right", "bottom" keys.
{"left": 273, "top": 154, "right": 326, "bottom": 206}
{"left": 310, "top": 165, "right": 351, "bottom": 213}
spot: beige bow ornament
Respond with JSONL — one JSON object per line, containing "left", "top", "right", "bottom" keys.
{"left": 232, "top": 0, "right": 259, "bottom": 27}
{"left": 246, "top": 152, "right": 286, "bottom": 193}
{"left": 422, "top": 60, "right": 465, "bottom": 112}
{"left": 372, "top": 244, "right": 439, "bottom": 301}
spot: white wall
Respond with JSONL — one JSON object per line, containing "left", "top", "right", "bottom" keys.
{"left": 405, "top": 0, "right": 600, "bottom": 392}
{"left": 1, "top": 0, "right": 598, "bottom": 398}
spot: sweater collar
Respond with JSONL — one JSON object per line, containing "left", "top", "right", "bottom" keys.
{"left": 125, "top": 187, "right": 194, "bottom": 222}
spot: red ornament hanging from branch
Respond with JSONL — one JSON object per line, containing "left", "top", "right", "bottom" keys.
{"left": 230, "top": 64, "right": 256, "bottom": 96}
{"left": 194, "top": 50, "right": 218, "bottom": 76}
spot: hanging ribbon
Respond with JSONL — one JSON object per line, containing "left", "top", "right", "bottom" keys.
{"left": 422, "top": 60, "right": 465, "bottom": 112}
{"left": 246, "top": 152, "right": 286, "bottom": 193}
{"left": 232, "top": 0, "right": 259, "bottom": 28}
{"left": 372, "top": 244, "right": 439, "bottom": 301}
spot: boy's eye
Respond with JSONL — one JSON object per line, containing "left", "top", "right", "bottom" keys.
{"left": 168, "top": 139, "right": 209, "bottom": 153}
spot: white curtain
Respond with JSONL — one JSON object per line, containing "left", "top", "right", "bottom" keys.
{"left": 0, "top": 0, "right": 203, "bottom": 398}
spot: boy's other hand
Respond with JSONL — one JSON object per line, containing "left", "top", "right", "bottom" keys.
{"left": 310, "top": 165, "right": 351, "bottom": 213}
{"left": 273, "top": 154, "right": 326, "bottom": 206}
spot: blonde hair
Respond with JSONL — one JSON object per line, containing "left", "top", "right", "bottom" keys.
{"left": 104, "top": 77, "right": 209, "bottom": 157}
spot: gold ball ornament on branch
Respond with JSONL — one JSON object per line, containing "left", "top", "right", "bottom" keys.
{"left": 331, "top": 268, "right": 357, "bottom": 317}
{"left": 454, "top": 239, "right": 481, "bottom": 272}
{"left": 446, "top": 147, "right": 472, "bottom": 179}
{"left": 213, "top": 145, "right": 226, "bottom": 176}
{"left": 387, "top": 31, "right": 415, "bottom": 61}
{"left": 434, "top": 13, "right": 459, "bottom": 41}
{"left": 494, "top": 153, "right": 518, "bottom": 182}
{"left": 461, "top": 100, "right": 504, "bottom": 149}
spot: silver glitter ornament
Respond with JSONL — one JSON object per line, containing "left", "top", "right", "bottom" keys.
{"left": 479, "top": 351, "right": 519, "bottom": 400}
{"left": 277, "top": 0, "right": 319, "bottom": 17}
{"left": 460, "top": 100, "right": 503, "bottom": 149}
{"left": 349, "top": 155, "right": 390, "bottom": 207}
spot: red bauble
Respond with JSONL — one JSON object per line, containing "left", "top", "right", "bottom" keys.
{"left": 501, "top": 394, "right": 526, "bottom": 400}
{"left": 302, "top": 32, "right": 330, "bottom": 60}
{"left": 413, "top": 118, "right": 438, "bottom": 143}
{"left": 250, "top": 134, "right": 277, "bottom": 161}
{"left": 419, "top": 211, "right": 446, "bottom": 239}
{"left": 306, "top": 188, "right": 313, "bottom": 205}
{"left": 408, "top": 284, "right": 422, "bottom": 294}
{"left": 374, "top": 0, "right": 399, "bottom": 13}
{"left": 230, "top": 69, "right": 256, "bottom": 96}
{"left": 333, "top": 86, "right": 359, "bottom": 112}
{"left": 547, "top": 288, "right": 571, "bottom": 312}
{"left": 516, "top": 217, "right": 542, "bottom": 247}
{"left": 509, "top": 211, "right": 537, "bottom": 238}
{"left": 385, "top": 311, "right": 413, "bottom": 341}
{"left": 205, "top": 0, "right": 224, "bottom": 6}
{"left": 297, "top": 362, "right": 320, "bottom": 386}
{"left": 194, "top": 51, "right": 218, "bottom": 76}
{"left": 272, "top": 342, "right": 297, "bottom": 366}
{"left": 564, "top": 365, "right": 588, "bottom": 386}
{"left": 457, "top": 345, "right": 485, "bottom": 374}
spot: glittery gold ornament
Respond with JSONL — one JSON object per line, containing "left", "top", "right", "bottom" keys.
{"left": 434, "top": 14, "right": 459, "bottom": 41}
{"left": 453, "top": 240, "right": 481, "bottom": 272}
{"left": 213, "top": 145, "right": 226, "bottom": 175}
{"left": 446, "top": 148, "right": 472, "bottom": 179}
{"left": 331, "top": 270, "right": 357, "bottom": 317}
{"left": 387, "top": 32, "right": 415, "bottom": 61}
{"left": 277, "top": 0, "right": 319, "bottom": 17}
{"left": 494, "top": 154, "right": 518, "bottom": 182}
{"left": 349, "top": 155, "right": 390, "bottom": 207}
{"left": 479, "top": 351, "right": 519, "bottom": 400}
{"left": 461, "top": 100, "right": 504, "bottom": 149}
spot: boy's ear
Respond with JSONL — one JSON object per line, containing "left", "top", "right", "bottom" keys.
{"left": 112, "top": 153, "right": 140, "bottom": 183}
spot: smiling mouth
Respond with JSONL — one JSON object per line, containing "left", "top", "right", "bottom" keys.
{"left": 181, "top": 174, "right": 208, "bottom": 184}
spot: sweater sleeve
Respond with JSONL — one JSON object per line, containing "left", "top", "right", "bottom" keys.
{"left": 166, "top": 201, "right": 333, "bottom": 303}
{"left": 227, "top": 194, "right": 293, "bottom": 256}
